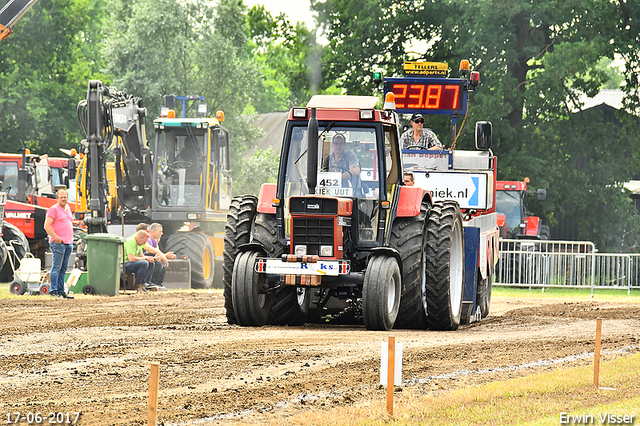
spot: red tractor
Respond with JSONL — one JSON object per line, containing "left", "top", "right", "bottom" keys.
{"left": 496, "top": 178, "right": 548, "bottom": 240}
{"left": 224, "top": 61, "right": 498, "bottom": 330}
{"left": 0, "top": 149, "right": 79, "bottom": 280}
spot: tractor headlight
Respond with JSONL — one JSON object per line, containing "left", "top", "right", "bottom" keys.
{"left": 320, "top": 245, "right": 333, "bottom": 257}
{"left": 292, "top": 108, "right": 307, "bottom": 118}
{"left": 294, "top": 245, "right": 307, "bottom": 256}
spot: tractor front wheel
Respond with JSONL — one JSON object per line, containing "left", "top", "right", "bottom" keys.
{"left": 232, "top": 251, "right": 272, "bottom": 326}
{"left": 0, "top": 222, "right": 30, "bottom": 283}
{"left": 362, "top": 256, "right": 401, "bottom": 330}
{"left": 476, "top": 274, "right": 493, "bottom": 318}
{"left": 223, "top": 196, "right": 258, "bottom": 324}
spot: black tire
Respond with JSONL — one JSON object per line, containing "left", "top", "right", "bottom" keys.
{"left": 251, "top": 213, "right": 307, "bottom": 325}
{"left": 223, "top": 195, "right": 258, "bottom": 324}
{"left": 0, "top": 240, "right": 7, "bottom": 275}
{"left": 82, "top": 285, "right": 95, "bottom": 295}
{"left": 165, "top": 232, "right": 214, "bottom": 288}
{"left": 0, "top": 222, "right": 30, "bottom": 283}
{"left": 425, "top": 201, "right": 465, "bottom": 331}
{"left": 39, "top": 284, "right": 50, "bottom": 295}
{"left": 232, "top": 251, "right": 272, "bottom": 326}
{"left": 362, "top": 256, "right": 401, "bottom": 330}
{"left": 271, "top": 287, "right": 310, "bottom": 326}
{"left": 539, "top": 224, "right": 550, "bottom": 240}
{"left": 476, "top": 274, "right": 492, "bottom": 318}
{"left": 10, "top": 278, "right": 26, "bottom": 295}
{"left": 390, "top": 202, "right": 429, "bottom": 329}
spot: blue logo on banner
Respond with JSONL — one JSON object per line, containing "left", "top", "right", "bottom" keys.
{"left": 469, "top": 177, "right": 479, "bottom": 206}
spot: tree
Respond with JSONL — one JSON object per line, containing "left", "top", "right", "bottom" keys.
{"left": 247, "top": 6, "right": 322, "bottom": 112}
{"left": 101, "top": 0, "right": 193, "bottom": 110}
{"left": 234, "top": 146, "right": 280, "bottom": 196}
{"left": 101, "top": 0, "right": 263, "bottom": 174}
{"left": 313, "top": 0, "right": 640, "bottom": 251}
{"left": 0, "top": 0, "right": 106, "bottom": 154}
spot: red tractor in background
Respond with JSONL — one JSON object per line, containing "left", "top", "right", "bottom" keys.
{"left": 0, "top": 149, "right": 79, "bottom": 281}
{"left": 495, "top": 178, "right": 549, "bottom": 240}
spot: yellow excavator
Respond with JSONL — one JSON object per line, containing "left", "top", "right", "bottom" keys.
{"left": 75, "top": 81, "right": 232, "bottom": 288}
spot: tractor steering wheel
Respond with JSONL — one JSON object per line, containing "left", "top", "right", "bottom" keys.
{"left": 173, "top": 160, "right": 193, "bottom": 169}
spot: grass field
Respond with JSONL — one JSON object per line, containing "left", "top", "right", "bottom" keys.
{"left": 493, "top": 285, "right": 640, "bottom": 301}
{"left": 276, "top": 354, "right": 640, "bottom": 426}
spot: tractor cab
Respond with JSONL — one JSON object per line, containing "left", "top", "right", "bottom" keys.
{"left": 273, "top": 95, "right": 402, "bottom": 260}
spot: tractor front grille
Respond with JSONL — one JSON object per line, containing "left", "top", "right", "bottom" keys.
{"left": 292, "top": 217, "right": 334, "bottom": 256}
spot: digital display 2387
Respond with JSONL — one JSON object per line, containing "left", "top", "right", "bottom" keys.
{"left": 385, "top": 78, "right": 467, "bottom": 115}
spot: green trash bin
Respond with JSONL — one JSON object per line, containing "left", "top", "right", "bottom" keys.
{"left": 81, "top": 233, "right": 125, "bottom": 296}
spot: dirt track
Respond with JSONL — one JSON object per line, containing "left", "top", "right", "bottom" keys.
{"left": 0, "top": 290, "right": 639, "bottom": 425}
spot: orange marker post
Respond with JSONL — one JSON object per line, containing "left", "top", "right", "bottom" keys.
{"left": 148, "top": 362, "right": 160, "bottom": 426}
{"left": 594, "top": 318, "right": 602, "bottom": 388}
{"left": 387, "top": 335, "right": 395, "bottom": 416}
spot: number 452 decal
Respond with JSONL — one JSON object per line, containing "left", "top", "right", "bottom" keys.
{"left": 319, "top": 178, "right": 339, "bottom": 187}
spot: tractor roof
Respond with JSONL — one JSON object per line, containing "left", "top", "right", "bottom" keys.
{"left": 307, "top": 95, "right": 379, "bottom": 110}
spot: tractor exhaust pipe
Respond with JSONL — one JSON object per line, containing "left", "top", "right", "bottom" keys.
{"left": 307, "top": 108, "right": 318, "bottom": 194}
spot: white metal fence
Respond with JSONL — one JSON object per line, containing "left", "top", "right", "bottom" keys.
{"left": 495, "top": 239, "right": 640, "bottom": 294}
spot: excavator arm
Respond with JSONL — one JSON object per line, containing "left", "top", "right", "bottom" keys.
{"left": 0, "top": 0, "right": 39, "bottom": 41}
{"left": 77, "top": 80, "right": 149, "bottom": 233}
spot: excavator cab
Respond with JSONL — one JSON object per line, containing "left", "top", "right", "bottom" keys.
{"left": 152, "top": 116, "right": 231, "bottom": 215}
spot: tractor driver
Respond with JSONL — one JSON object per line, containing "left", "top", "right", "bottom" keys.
{"left": 400, "top": 113, "right": 443, "bottom": 150}
{"left": 321, "top": 133, "right": 362, "bottom": 195}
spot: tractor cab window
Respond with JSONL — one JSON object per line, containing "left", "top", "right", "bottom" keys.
{"left": 0, "top": 161, "right": 19, "bottom": 195}
{"left": 215, "top": 129, "right": 232, "bottom": 211}
{"left": 35, "top": 156, "right": 53, "bottom": 196}
{"left": 283, "top": 125, "right": 381, "bottom": 242}
{"left": 154, "top": 128, "right": 205, "bottom": 207}
{"left": 496, "top": 190, "right": 522, "bottom": 236}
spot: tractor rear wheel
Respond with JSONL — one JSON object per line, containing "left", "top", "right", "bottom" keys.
{"left": 223, "top": 196, "right": 258, "bottom": 324}
{"left": 390, "top": 202, "right": 429, "bottom": 329}
{"left": 539, "top": 224, "right": 551, "bottom": 240}
{"left": 362, "top": 255, "right": 401, "bottom": 330}
{"left": 165, "top": 232, "right": 214, "bottom": 288}
{"left": 232, "top": 251, "right": 272, "bottom": 326}
{"left": 425, "top": 201, "right": 465, "bottom": 331}
{"left": 0, "top": 222, "right": 30, "bottom": 283}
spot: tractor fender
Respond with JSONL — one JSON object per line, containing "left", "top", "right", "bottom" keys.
{"left": 237, "top": 242, "right": 268, "bottom": 257}
{"left": 523, "top": 215, "right": 540, "bottom": 237}
{"left": 257, "top": 183, "right": 277, "bottom": 214}
{"left": 368, "top": 246, "right": 404, "bottom": 278}
{"left": 396, "top": 186, "right": 431, "bottom": 217}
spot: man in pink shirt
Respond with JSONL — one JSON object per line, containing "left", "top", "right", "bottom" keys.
{"left": 43, "top": 189, "right": 74, "bottom": 299}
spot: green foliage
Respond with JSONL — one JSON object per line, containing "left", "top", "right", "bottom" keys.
{"left": 0, "top": 0, "right": 106, "bottom": 154}
{"left": 248, "top": 6, "right": 321, "bottom": 111}
{"left": 233, "top": 146, "right": 280, "bottom": 196}
{"left": 0, "top": 0, "right": 319, "bottom": 213}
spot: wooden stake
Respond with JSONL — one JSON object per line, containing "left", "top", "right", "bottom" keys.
{"left": 148, "top": 362, "right": 160, "bottom": 426}
{"left": 387, "top": 335, "right": 395, "bottom": 416}
{"left": 594, "top": 318, "right": 602, "bottom": 388}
